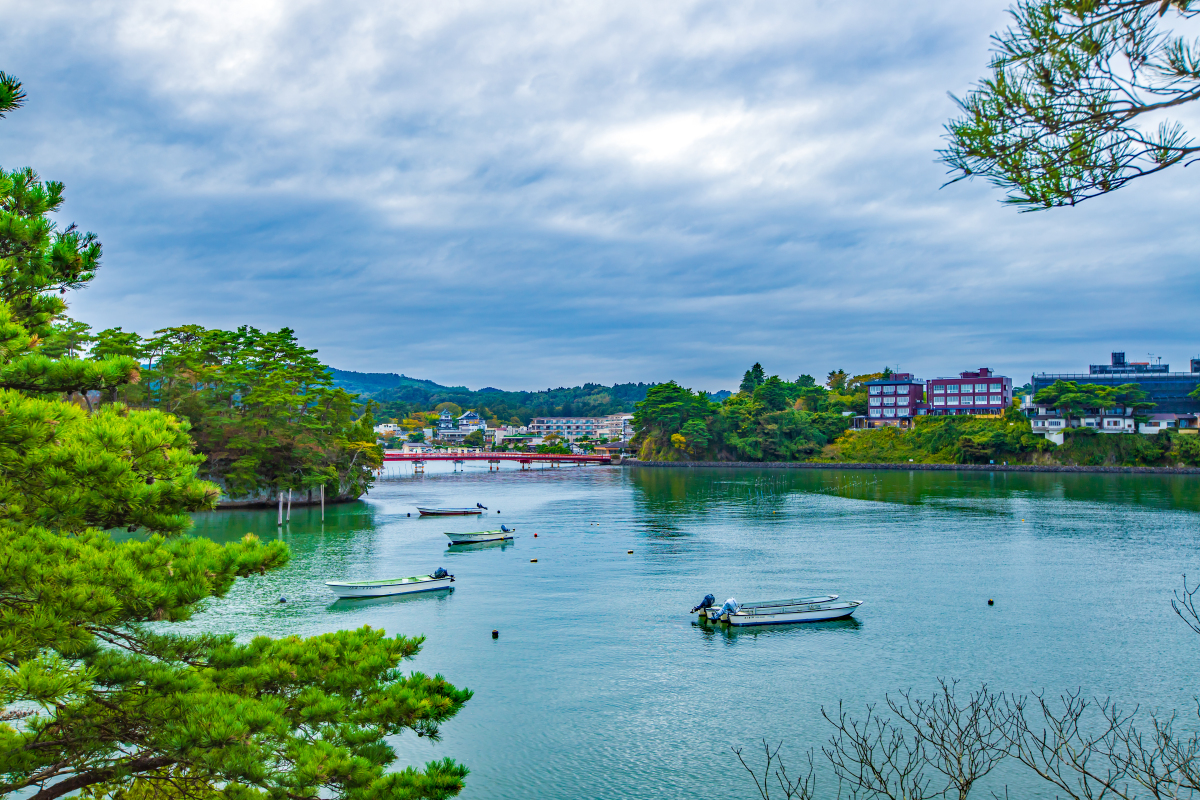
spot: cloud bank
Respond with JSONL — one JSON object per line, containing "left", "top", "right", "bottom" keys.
{"left": 2, "top": 0, "right": 1198, "bottom": 390}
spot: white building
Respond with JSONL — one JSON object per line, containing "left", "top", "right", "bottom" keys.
{"left": 373, "top": 422, "right": 400, "bottom": 435}
{"left": 1139, "top": 413, "right": 1199, "bottom": 434}
{"left": 529, "top": 413, "right": 634, "bottom": 442}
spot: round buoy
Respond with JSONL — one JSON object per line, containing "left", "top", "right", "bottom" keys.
{"left": 497, "top": 510, "right": 500, "bottom": 513}
{"left": 534, "top": 533, "right": 538, "bottom": 537}
{"left": 627, "top": 550, "right": 633, "bottom": 554}
{"left": 530, "top": 559, "right": 538, "bottom": 563}
{"left": 278, "top": 596, "right": 287, "bottom": 604}
{"left": 988, "top": 599, "right": 994, "bottom": 606}
{"left": 492, "top": 629, "right": 499, "bottom": 639}
{"left": 407, "top": 513, "right": 411, "bottom": 517}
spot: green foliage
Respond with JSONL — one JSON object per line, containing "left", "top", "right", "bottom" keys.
{"left": 943, "top": 0, "right": 1200, "bottom": 209}
{"left": 740, "top": 363, "right": 766, "bottom": 394}
{"left": 830, "top": 407, "right": 1049, "bottom": 464}
{"left": 0, "top": 75, "right": 471, "bottom": 800}
{"left": 1034, "top": 380, "right": 1154, "bottom": 425}
{"left": 462, "top": 429, "right": 485, "bottom": 447}
{"left": 632, "top": 369, "right": 851, "bottom": 461}
{"left": 89, "top": 325, "right": 381, "bottom": 501}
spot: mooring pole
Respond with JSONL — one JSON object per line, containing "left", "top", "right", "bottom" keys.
{"left": 320, "top": 484, "right": 325, "bottom": 521}
{"left": 277, "top": 492, "right": 283, "bottom": 526}
{"left": 286, "top": 489, "right": 292, "bottom": 522}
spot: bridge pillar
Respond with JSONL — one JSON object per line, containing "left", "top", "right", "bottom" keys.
{"left": 414, "top": 460, "right": 425, "bottom": 474}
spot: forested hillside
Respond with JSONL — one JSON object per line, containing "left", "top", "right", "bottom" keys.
{"left": 331, "top": 368, "right": 731, "bottom": 424}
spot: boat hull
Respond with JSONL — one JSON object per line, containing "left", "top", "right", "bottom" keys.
{"left": 701, "top": 595, "right": 838, "bottom": 621}
{"left": 418, "top": 507, "right": 484, "bottom": 515}
{"left": 726, "top": 601, "right": 862, "bottom": 626}
{"left": 445, "top": 530, "right": 514, "bottom": 544}
{"left": 326, "top": 576, "right": 454, "bottom": 598}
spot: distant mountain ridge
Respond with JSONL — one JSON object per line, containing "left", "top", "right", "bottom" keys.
{"left": 329, "top": 369, "right": 730, "bottom": 422}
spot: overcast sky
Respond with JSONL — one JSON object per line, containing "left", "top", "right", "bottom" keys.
{"left": 2, "top": 1, "right": 1197, "bottom": 392}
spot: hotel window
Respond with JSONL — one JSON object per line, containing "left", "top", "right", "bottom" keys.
{"left": 870, "top": 409, "right": 882, "bottom": 417}
{"left": 933, "top": 385, "right": 945, "bottom": 394}
{"left": 869, "top": 386, "right": 881, "bottom": 395}
{"left": 989, "top": 395, "right": 1002, "bottom": 404}
{"left": 989, "top": 383, "right": 1001, "bottom": 392}
{"left": 883, "top": 408, "right": 896, "bottom": 417}
{"left": 897, "top": 396, "right": 909, "bottom": 405}
{"left": 883, "top": 397, "right": 896, "bottom": 405}
{"left": 947, "top": 385, "right": 959, "bottom": 394}
{"left": 933, "top": 397, "right": 945, "bottom": 406}
{"left": 961, "top": 396, "right": 974, "bottom": 406}
{"left": 869, "top": 397, "right": 881, "bottom": 406}
{"left": 883, "top": 385, "right": 896, "bottom": 394}
{"left": 974, "top": 383, "right": 987, "bottom": 392}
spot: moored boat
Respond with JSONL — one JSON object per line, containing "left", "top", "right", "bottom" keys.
{"left": 445, "top": 527, "right": 515, "bottom": 545}
{"left": 418, "top": 504, "right": 487, "bottom": 516}
{"left": 726, "top": 599, "right": 861, "bottom": 626}
{"left": 326, "top": 570, "right": 454, "bottom": 598}
{"left": 697, "top": 594, "right": 839, "bottom": 621}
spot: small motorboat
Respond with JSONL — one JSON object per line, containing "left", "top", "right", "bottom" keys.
{"left": 445, "top": 526, "right": 515, "bottom": 545}
{"left": 326, "top": 569, "right": 454, "bottom": 598}
{"left": 417, "top": 504, "right": 487, "bottom": 516}
{"left": 726, "top": 598, "right": 861, "bottom": 626}
{"left": 695, "top": 594, "right": 839, "bottom": 621}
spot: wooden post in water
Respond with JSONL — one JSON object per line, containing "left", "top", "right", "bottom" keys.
{"left": 286, "top": 489, "right": 292, "bottom": 522}
{"left": 277, "top": 492, "right": 283, "bottom": 526}
{"left": 320, "top": 484, "right": 325, "bottom": 521}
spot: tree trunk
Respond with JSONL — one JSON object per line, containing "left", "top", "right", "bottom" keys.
{"left": 286, "top": 489, "right": 291, "bottom": 521}
{"left": 277, "top": 492, "right": 283, "bottom": 526}
{"left": 321, "top": 484, "right": 325, "bottom": 521}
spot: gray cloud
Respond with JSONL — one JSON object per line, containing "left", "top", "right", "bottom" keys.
{"left": 1, "top": 0, "right": 1197, "bottom": 391}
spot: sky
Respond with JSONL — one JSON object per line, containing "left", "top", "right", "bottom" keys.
{"left": 2, "top": 0, "right": 1199, "bottom": 392}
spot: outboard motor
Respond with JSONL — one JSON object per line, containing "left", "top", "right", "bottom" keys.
{"left": 717, "top": 598, "right": 740, "bottom": 618}
{"left": 691, "top": 593, "right": 716, "bottom": 613}
{"left": 431, "top": 567, "right": 450, "bottom": 580}
{"left": 500, "top": 524, "right": 511, "bottom": 533}
{"left": 477, "top": 503, "right": 488, "bottom": 510}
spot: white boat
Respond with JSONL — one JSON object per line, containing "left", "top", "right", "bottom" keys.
{"left": 700, "top": 594, "right": 838, "bottom": 621}
{"left": 418, "top": 506, "right": 486, "bottom": 516}
{"left": 326, "top": 573, "right": 454, "bottom": 598}
{"left": 445, "top": 529, "right": 515, "bottom": 545}
{"left": 726, "top": 599, "right": 862, "bottom": 626}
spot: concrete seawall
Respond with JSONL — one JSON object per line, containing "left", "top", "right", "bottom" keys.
{"left": 622, "top": 459, "right": 1200, "bottom": 475}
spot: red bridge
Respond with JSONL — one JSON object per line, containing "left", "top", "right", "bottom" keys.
{"left": 381, "top": 452, "right": 612, "bottom": 471}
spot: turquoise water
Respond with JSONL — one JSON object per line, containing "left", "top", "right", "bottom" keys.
{"left": 185, "top": 464, "right": 1200, "bottom": 799}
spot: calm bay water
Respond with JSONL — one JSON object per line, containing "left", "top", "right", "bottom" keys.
{"left": 184, "top": 464, "right": 1200, "bottom": 799}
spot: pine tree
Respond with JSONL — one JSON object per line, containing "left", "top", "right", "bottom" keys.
{"left": 0, "top": 74, "right": 471, "bottom": 800}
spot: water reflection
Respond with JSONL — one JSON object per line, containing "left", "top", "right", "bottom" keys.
{"left": 629, "top": 466, "right": 1200, "bottom": 513}
{"left": 444, "top": 540, "right": 516, "bottom": 554}
{"left": 692, "top": 616, "right": 863, "bottom": 639}
{"left": 325, "top": 588, "right": 455, "bottom": 614}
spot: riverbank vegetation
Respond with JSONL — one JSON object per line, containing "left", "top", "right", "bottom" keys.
{"left": 0, "top": 73, "right": 470, "bottom": 800}
{"left": 55, "top": 324, "right": 382, "bottom": 502}
{"left": 635, "top": 365, "right": 1200, "bottom": 467}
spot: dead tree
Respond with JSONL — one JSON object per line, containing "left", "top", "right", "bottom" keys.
{"left": 732, "top": 739, "right": 817, "bottom": 800}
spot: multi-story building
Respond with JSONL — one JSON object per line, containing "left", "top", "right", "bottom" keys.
{"left": 927, "top": 368, "right": 1013, "bottom": 416}
{"left": 529, "top": 416, "right": 605, "bottom": 441}
{"left": 435, "top": 410, "right": 487, "bottom": 442}
{"left": 1032, "top": 352, "right": 1200, "bottom": 414}
{"left": 865, "top": 373, "right": 925, "bottom": 427}
{"left": 595, "top": 413, "right": 634, "bottom": 442}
